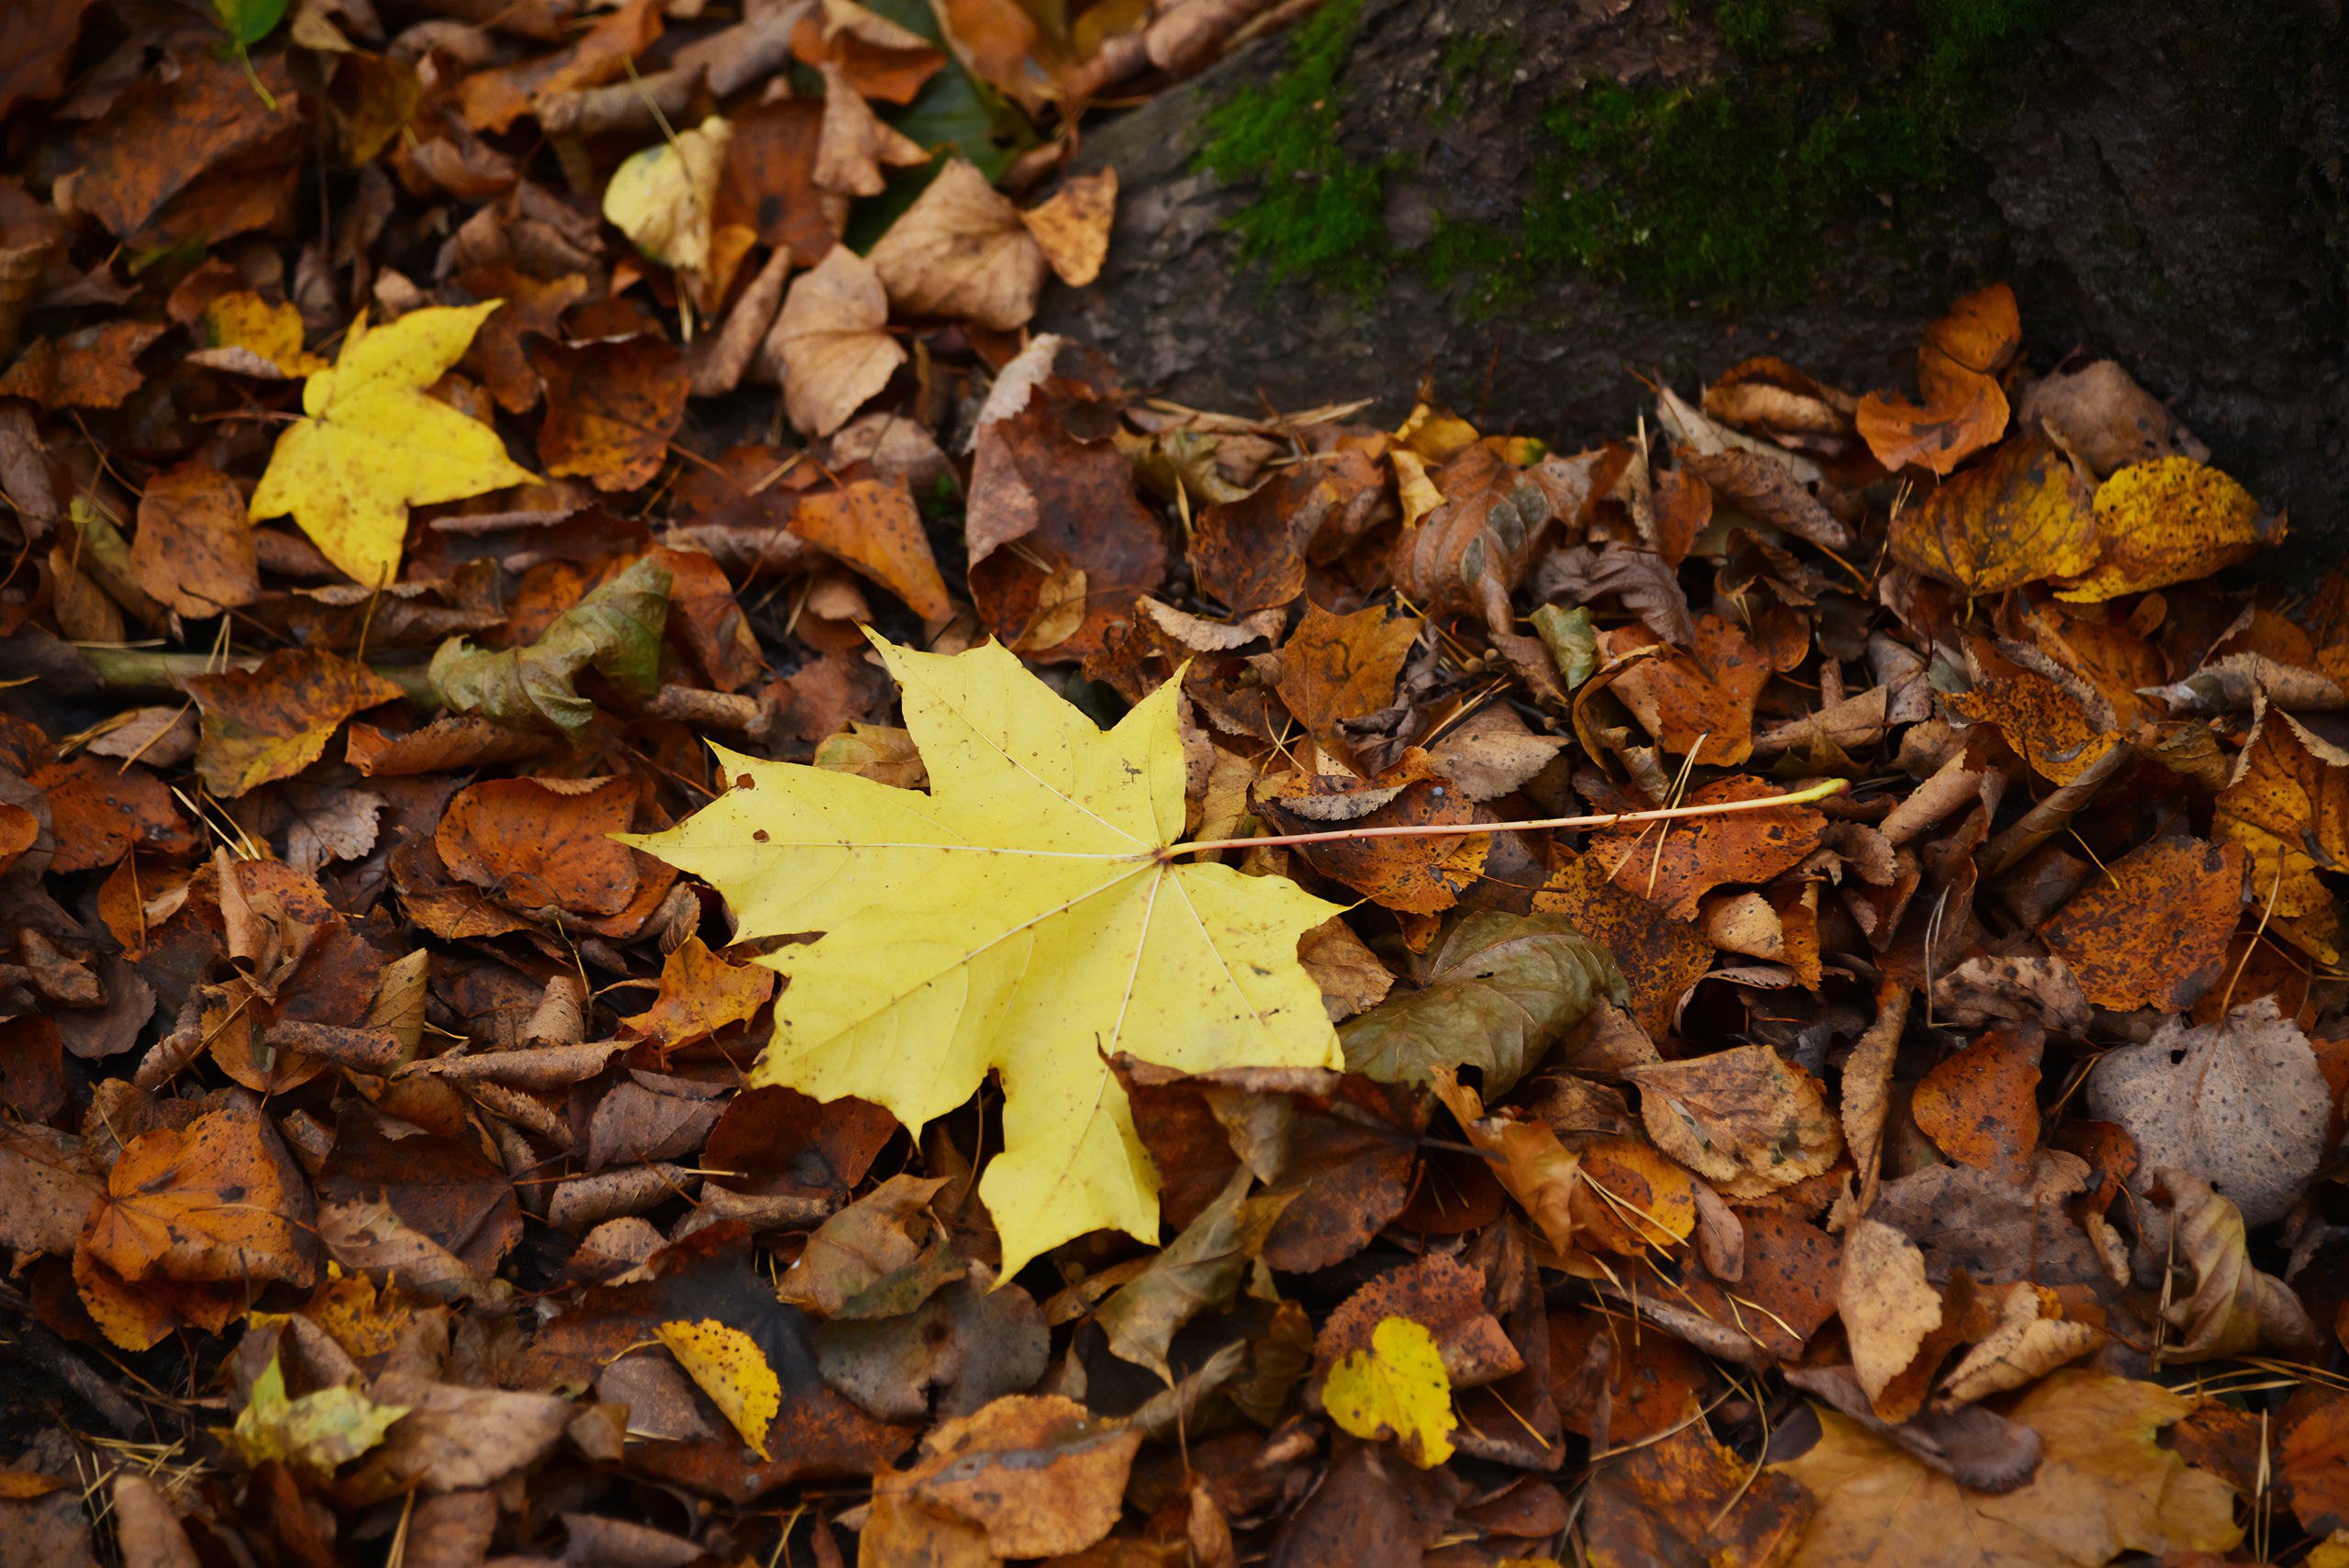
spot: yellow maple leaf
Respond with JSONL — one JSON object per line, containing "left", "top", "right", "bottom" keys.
{"left": 248, "top": 303, "right": 533, "bottom": 589}
{"left": 657, "top": 1318, "right": 780, "bottom": 1461}
{"left": 1324, "top": 1316, "right": 1456, "bottom": 1467}
{"left": 625, "top": 634, "right": 1346, "bottom": 1276}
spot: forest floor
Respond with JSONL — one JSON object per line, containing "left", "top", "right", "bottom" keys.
{"left": 1, "top": 4, "right": 2345, "bottom": 1568}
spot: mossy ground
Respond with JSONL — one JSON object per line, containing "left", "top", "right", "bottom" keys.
{"left": 1196, "top": 0, "right": 2087, "bottom": 312}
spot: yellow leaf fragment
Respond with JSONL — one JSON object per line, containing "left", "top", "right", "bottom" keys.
{"left": 1323, "top": 1315, "right": 1456, "bottom": 1467}
{"left": 249, "top": 303, "right": 533, "bottom": 588}
{"left": 626, "top": 635, "right": 1345, "bottom": 1277}
{"left": 656, "top": 1318, "right": 780, "bottom": 1461}
{"left": 188, "top": 291, "right": 329, "bottom": 379}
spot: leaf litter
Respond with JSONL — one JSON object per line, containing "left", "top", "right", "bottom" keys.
{"left": 0, "top": 5, "right": 2343, "bottom": 1566}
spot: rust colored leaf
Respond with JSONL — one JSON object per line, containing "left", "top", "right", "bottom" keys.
{"left": 1532, "top": 847, "right": 1715, "bottom": 1040}
{"left": 2041, "top": 838, "right": 2245, "bottom": 1012}
{"left": 435, "top": 776, "right": 642, "bottom": 917}
{"left": 1583, "top": 775, "right": 1827, "bottom": 922}
{"left": 82, "top": 1096, "right": 317, "bottom": 1292}
{"left": 1583, "top": 1423, "right": 1813, "bottom": 1568}
{"left": 457, "top": 0, "right": 662, "bottom": 133}
{"left": 184, "top": 650, "right": 405, "bottom": 799}
{"left": 1549, "top": 1307, "right": 1708, "bottom": 1444}
{"left": 0, "top": 320, "right": 168, "bottom": 409}
{"left": 1856, "top": 284, "right": 2019, "bottom": 475}
{"left": 129, "top": 462, "right": 260, "bottom": 617}
{"left": 790, "top": 476, "right": 954, "bottom": 620}
{"left": 883, "top": 1395, "right": 1144, "bottom": 1559}
{"left": 965, "top": 401, "right": 1168, "bottom": 663}
{"left": 1912, "top": 1029, "right": 2043, "bottom": 1184}
{"left": 531, "top": 335, "right": 689, "bottom": 492}
{"left": 1602, "top": 612, "right": 1774, "bottom": 765}
{"left": 1390, "top": 443, "right": 1557, "bottom": 634}
{"left": 621, "top": 935, "right": 775, "bottom": 1051}
{"left": 1315, "top": 1253, "right": 1520, "bottom": 1388}
{"left": 1678, "top": 1208, "right": 1842, "bottom": 1361}
{"left": 29, "top": 756, "right": 195, "bottom": 873}
{"left": 1273, "top": 601, "right": 1422, "bottom": 761}
{"left": 72, "top": 53, "right": 302, "bottom": 243}
{"left": 703, "top": 1085, "right": 899, "bottom": 1202}
{"left": 1264, "top": 775, "right": 1488, "bottom": 914}
{"left": 457, "top": 265, "right": 588, "bottom": 412}
{"left": 1945, "top": 636, "right": 2118, "bottom": 784}
{"left": 1888, "top": 432, "right": 2099, "bottom": 595}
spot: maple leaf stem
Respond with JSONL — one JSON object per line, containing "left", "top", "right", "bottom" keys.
{"left": 1159, "top": 776, "right": 1849, "bottom": 861}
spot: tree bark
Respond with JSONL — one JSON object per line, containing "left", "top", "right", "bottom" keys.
{"left": 1041, "top": 0, "right": 2347, "bottom": 575}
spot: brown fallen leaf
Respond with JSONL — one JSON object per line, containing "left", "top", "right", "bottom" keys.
{"left": 1583, "top": 774, "right": 1827, "bottom": 922}
{"left": 1772, "top": 1370, "right": 2242, "bottom": 1568}
{"left": 1625, "top": 1044, "right": 1843, "bottom": 1199}
{"left": 766, "top": 243, "right": 907, "bottom": 439}
{"left": 790, "top": 475, "right": 954, "bottom": 621}
{"left": 1602, "top": 612, "right": 1774, "bottom": 765}
{"left": 530, "top": 335, "right": 690, "bottom": 493}
{"left": 184, "top": 650, "right": 405, "bottom": 799}
{"left": 1910, "top": 1029, "right": 2042, "bottom": 1185}
{"left": 876, "top": 1395, "right": 1144, "bottom": 1558}
{"left": 129, "top": 462, "right": 261, "bottom": 617}
{"left": 867, "top": 157, "right": 1049, "bottom": 331}
{"left": 2015, "top": 357, "right": 2207, "bottom": 477}
{"left": 1582, "top": 1422, "right": 1814, "bottom": 1568}
{"left": 435, "top": 776, "right": 643, "bottom": 918}
{"left": 2040, "top": 837, "right": 2244, "bottom": 1012}
{"left": 813, "top": 60, "right": 929, "bottom": 196}
{"left": 1856, "top": 283, "right": 2020, "bottom": 476}
{"left": 1023, "top": 168, "right": 1118, "bottom": 286}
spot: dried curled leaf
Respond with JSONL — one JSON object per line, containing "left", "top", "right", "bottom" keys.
{"left": 429, "top": 555, "right": 672, "bottom": 735}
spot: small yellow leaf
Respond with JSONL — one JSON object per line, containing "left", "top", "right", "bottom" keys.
{"left": 604, "top": 116, "right": 732, "bottom": 276}
{"left": 1324, "top": 1315, "right": 1456, "bottom": 1467}
{"left": 248, "top": 303, "right": 533, "bottom": 589}
{"left": 657, "top": 1318, "right": 780, "bottom": 1461}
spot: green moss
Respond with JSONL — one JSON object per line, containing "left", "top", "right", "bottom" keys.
{"left": 1200, "top": 0, "right": 2091, "bottom": 310}
{"left": 1431, "top": 31, "right": 1525, "bottom": 124}
{"left": 1194, "top": 0, "right": 1397, "bottom": 296}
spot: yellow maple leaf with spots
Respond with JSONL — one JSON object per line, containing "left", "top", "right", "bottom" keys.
{"left": 1324, "top": 1316, "right": 1456, "bottom": 1467}
{"left": 626, "top": 633, "right": 1345, "bottom": 1277}
{"left": 248, "top": 302, "right": 533, "bottom": 589}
